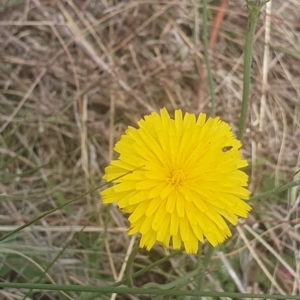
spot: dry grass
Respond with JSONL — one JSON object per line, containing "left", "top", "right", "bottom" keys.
{"left": 0, "top": 0, "right": 300, "bottom": 299}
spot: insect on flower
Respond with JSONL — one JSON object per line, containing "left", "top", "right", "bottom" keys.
{"left": 222, "top": 146, "right": 233, "bottom": 152}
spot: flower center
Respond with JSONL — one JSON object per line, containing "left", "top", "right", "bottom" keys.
{"left": 170, "top": 169, "right": 185, "bottom": 185}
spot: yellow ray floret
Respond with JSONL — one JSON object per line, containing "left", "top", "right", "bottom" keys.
{"left": 100, "top": 108, "right": 251, "bottom": 254}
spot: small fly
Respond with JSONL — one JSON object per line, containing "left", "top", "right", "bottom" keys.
{"left": 222, "top": 146, "right": 233, "bottom": 152}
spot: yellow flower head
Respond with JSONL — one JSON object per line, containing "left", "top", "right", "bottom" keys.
{"left": 101, "top": 108, "right": 251, "bottom": 254}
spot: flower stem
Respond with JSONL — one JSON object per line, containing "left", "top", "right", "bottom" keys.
{"left": 124, "top": 242, "right": 139, "bottom": 287}
{"left": 237, "top": 0, "right": 270, "bottom": 140}
{"left": 202, "top": 0, "right": 216, "bottom": 117}
{"left": 196, "top": 244, "right": 215, "bottom": 300}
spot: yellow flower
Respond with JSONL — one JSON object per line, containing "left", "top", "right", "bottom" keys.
{"left": 100, "top": 108, "right": 251, "bottom": 254}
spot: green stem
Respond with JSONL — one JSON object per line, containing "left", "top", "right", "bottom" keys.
{"left": 1, "top": 282, "right": 299, "bottom": 299}
{"left": 196, "top": 242, "right": 203, "bottom": 300}
{"left": 124, "top": 242, "right": 139, "bottom": 287}
{"left": 196, "top": 244, "right": 214, "bottom": 300}
{"left": 237, "top": 0, "right": 270, "bottom": 140}
{"left": 251, "top": 179, "right": 300, "bottom": 204}
{"left": 202, "top": 0, "right": 216, "bottom": 117}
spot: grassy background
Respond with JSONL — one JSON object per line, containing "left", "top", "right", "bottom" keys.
{"left": 0, "top": 0, "right": 300, "bottom": 299}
